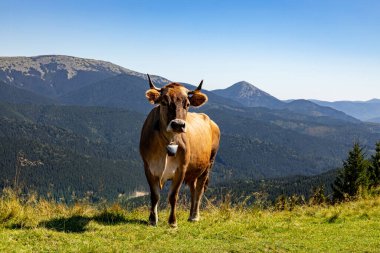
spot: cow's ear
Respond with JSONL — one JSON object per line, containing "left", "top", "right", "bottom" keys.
{"left": 189, "top": 92, "right": 208, "bottom": 107}
{"left": 146, "top": 89, "right": 161, "bottom": 104}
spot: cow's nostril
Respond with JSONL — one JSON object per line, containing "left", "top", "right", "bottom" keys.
{"left": 171, "top": 120, "right": 186, "bottom": 132}
{"left": 171, "top": 121, "right": 184, "bottom": 128}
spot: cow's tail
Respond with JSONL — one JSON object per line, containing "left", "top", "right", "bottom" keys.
{"left": 204, "top": 150, "right": 217, "bottom": 191}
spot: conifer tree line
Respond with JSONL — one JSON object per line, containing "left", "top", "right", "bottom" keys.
{"left": 332, "top": 141, "right": 380, "bottom": 202}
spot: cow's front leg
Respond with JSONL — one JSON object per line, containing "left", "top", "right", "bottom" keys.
{"left": 168, "top": 167, "right": 185, "bottom": 227}
{"left": 148, "top": 181, "right": 160, "bottom": 226}
{"left": 145, "top": 164, "right": 160, "bottom": 226}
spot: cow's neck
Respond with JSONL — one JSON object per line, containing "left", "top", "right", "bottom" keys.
{"left": 160, "top": 129, "right": 186, "bottom": 146}
{"left": 157, "top": 124, "right": 187, "bottom": 153}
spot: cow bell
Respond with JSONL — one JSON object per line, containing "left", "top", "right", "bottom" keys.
{"left": 167, "top": 142, "right": 178, "bottom": 156}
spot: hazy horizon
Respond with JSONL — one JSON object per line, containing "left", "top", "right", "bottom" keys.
{"left": 1, "top": 0, "right": 379, "bottom": 101}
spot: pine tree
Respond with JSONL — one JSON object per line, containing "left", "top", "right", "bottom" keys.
{"left": 369, "top": 141, "right": 380, "bottom": 187}
{"left": 332, "top": 143, "right": 370, "bottom": 202}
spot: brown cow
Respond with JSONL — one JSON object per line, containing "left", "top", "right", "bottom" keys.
{"left": 140, "top": 75, "right": 220, "bottom": 227}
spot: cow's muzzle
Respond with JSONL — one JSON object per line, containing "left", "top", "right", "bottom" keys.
{"left": 167, "top": 119, "right": 186, "bottom": 133}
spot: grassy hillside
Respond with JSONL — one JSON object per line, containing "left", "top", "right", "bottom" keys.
{"left": 1, "top": 189, "right": 380, "bottom": 252}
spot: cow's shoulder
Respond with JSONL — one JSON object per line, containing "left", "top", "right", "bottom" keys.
{"left": 143, "top": 107, "right": 160, "bottom": 129}
{"left": 187, "top": 112, "right": 210, "bottom": 122}
{"left": 140, "top": 107, "right": 161, "bottom": 145}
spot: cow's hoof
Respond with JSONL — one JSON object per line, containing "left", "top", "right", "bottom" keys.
{"left": 169, "top": 222, "right": 177, "bottom": 228}
{"left": 188, "top": 216, "right": 200, "bottom": 222}
{"left": 149, "top": 213, "right": 158, "bottom": 226}
{"left": 149, "top": 217, "right": 158, "bottom": 226}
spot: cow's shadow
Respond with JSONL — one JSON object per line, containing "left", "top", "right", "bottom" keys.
{"left": 39, "top": 215, "right": 91, "bottom": 233}
{"left": 38, "top": 211, "right": 148, "bottom": 233}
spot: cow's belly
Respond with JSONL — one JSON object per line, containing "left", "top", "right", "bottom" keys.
{"left": 149, "top": 155, "right": 179, "bottom": 185}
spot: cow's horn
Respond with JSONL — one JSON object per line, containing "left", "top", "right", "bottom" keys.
{"left": 189, "top": 80, "right": 203, "bottom": 94}
{"left": 196, "top": 80, "right": 203, "bottom": 91}
{"left": 147, "top": 74, "right": 161, "bottom": 91}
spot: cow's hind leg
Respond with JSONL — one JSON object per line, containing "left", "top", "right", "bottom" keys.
{"left": 188, "top": 179, "right": 197, "bottom": 220}
{"left": 188, "top": 170, "right": 209, "bottom": 222}
{"left": 189, "top": 150, "right": 217, "bottom": 222}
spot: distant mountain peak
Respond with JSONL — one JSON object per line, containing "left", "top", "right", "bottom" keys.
{"left": 212, "top": 81, "right": 283, "bottom": 108}
{"left": 233, "top": 80, "right": 254, "bottom": 87}
{"left": 226, "top": 81, "right": 267, "bottom": 96}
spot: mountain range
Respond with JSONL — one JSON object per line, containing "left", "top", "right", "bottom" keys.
{"left": 1, "top": 55, "right": 378, "bottom": 123}
{"left": 1, "top": 55, "right": 380, "bottom": 200}
{"left": 0, "top": 55, "right": 169, "bottom": 98}
{"left": 310, "top": 99, "right": 380, "bottom": 123}
{"left": 212, "top": 82, "right": 360, "bottom": 123}
{"left": 211, "top": 79, "right": 380, "bottom": 124}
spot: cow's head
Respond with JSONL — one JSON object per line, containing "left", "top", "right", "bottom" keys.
{"left": 145, "top": 74, "right": 208, "bottom": 133}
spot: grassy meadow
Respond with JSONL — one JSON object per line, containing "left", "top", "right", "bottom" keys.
{"left": 1, "top": 189, "right": 380, "bottom": 252}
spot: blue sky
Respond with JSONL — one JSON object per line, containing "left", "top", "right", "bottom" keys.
{"left": 1, "top": 0, "right": 379, "bottom": 101}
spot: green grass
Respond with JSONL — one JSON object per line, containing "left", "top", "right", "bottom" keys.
{"left": 1, "top": 189, "right": 380, "bottom": 252}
